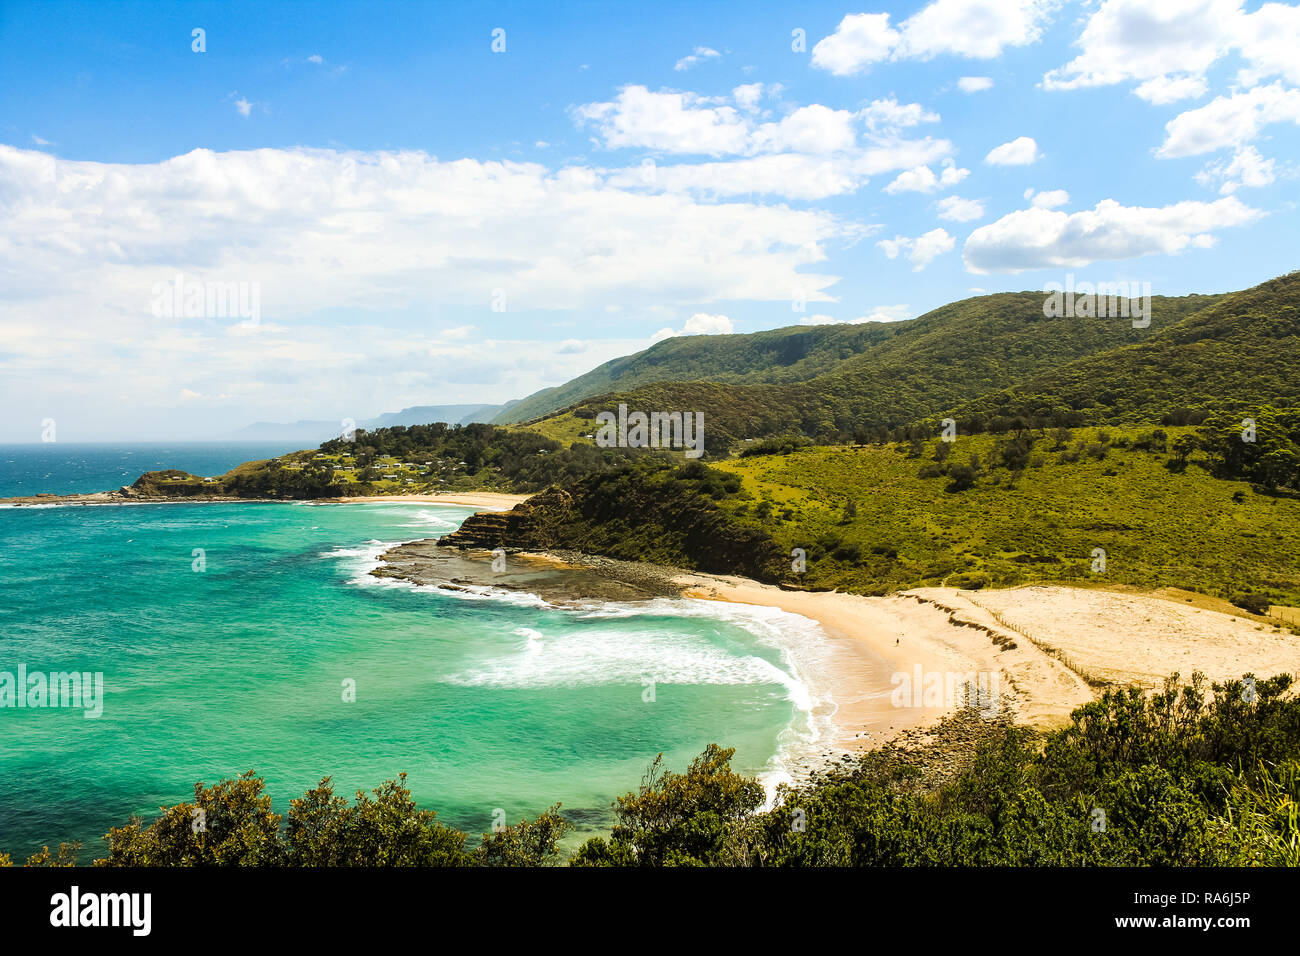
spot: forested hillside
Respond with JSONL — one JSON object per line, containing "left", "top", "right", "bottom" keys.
{"left": 492, "top": 321, "right": 903, "bottom": 425}
{"left": 952, "top": 271, "right": 1300, "bottom": 429}
{"left": 525, "top": 290, "right": 1225, "bottom": 448}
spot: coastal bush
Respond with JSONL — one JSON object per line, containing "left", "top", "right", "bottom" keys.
{"left": 712, "top": 429, "right": 1300, "bottom": 605}
{"left": 593, "top": 672, "right": 1300, "bottom": 867}
{"left": 440, "top": 460, "right": 789, "bottom": 581}
{"left": 571, "top": 745, "right": 764, "bottom": 867}
{"left": 57, "top": 773, "right": 567, "bottom": 867}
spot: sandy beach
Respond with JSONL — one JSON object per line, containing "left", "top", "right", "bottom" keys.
{"left": 673, "top": 573, "right": 1300, "bottom": 758}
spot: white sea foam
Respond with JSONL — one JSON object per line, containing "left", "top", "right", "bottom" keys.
{"left": 321, "top": 539, "right": 408, "bottom": 584}
{"left": 514, "top": 626, "right": 545, "bottom": 656}
{"left": 397, "top": 509, "right": 461, "bottom": 530}
{"left": 432, "top": 593, "right": 840, "bottom": 804}
{"left": 330, "top": 535, "right": 844, "bottom": 806}
{"left": 440, "top": 623, "right": 788, "bottom": 689}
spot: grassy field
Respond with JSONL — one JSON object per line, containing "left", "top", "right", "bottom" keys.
{"left": 712, "top": 426, "right": 1300, "bottom": 613}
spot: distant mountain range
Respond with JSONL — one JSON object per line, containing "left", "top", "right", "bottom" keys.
{"left": 230, "top": 403, "right": 511, "bottom": 444}
{"left": 232, "top": 270, "right": 1298, "bottom": 451}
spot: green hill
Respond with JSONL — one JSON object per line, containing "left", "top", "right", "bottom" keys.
{"left": 951, "top": 270, "right": 1300, "bottom": 428}
{"left": 492, "top": 321, "right": 904, "bottom": 425}
{"left": 523, "top": 289, "right": 1224, "bottom": 450}
{"left": 713, "top": 427, "right": 1300, "bottom": 609}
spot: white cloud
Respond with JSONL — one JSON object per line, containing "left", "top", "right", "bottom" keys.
{"left": 1045, "top": 0, "right": 1300, "bottom": 97}
{"left": 732, "top": 82, "right": 765, "bottom": 111}
{"left": 1233, "top": 1, "right": 1300, "bottom": 85}
{"left": 811, "top": 13, "right": 900, "bottom": 75}
{"left": 573, "top": 86, "right": 751, "bottom": 155}
{"left": 957, "top": 76, "right": 994, "bottom": 93}
{"left": 877, "top": 228, "right": 956, "bottom": 270}
{"left": 749, "top": 104, "right": 860, "bottom": 153}
{"left": 0, "top": 145, "right": 848, "bottom": 393}
{"left": 963, "top": 196, "right": 1261, "bottom": 272}
{"left": 900, "top": 0, "right": 1054, "bottom": 59}
{"left": 1134, "top": 74, "right": 1208, "bottom": 104}
{"left": 985, "top": 136, "right": 1040, "bottom": 165}
{"left": 605, "top": 138, "right": 954, "bottom": 200}
{"left": 939, "top": 162, "right": 970, "bottom": 186}
{"left": 884, "top": 166, "right": 940, "bottom": 194}
{"left": 812, "top": 1, "right": 1054, "bottom": 75}
{"left": 578, "top": 86, "right": 953, "bottom": 199}
{"left": 1195, "top": 146, "right": 1278, "bottom": 194}
{"left": 801, "top": 305, "right": 911, "bottom": 324}
{"left": 855, "top": 304, "right": 912, "bottom": 322}
{"left": 575, "top": 86, "right": 941, "bottom": 160}
{"left": 233, "top": 97, "right": 252, "bottom": 117}
{"left": 859, "top": 96, "right": 941, "bottom": 131}
{"left": 674, "top": 46, "right": 721, "bottom": 71}
{"left": 936, "top": 195, "right": 986, "bottom": 221}
{"left": 557, "top": 338, "right": 586, "bottom": 353}
{"left": 1024, "top": 187, "right": 1070, "bottom": 208}
{"left": 306, "top": 54, "right": 324, "bottom": 65}
{"left": 884, "top": 159, "right": 969, "bottom": 194}
{"left": 1157, "top": 82, "right": 1300, "bottom": 158}
{"left": 652, "top": 312, "right": 735, "bottom": 341}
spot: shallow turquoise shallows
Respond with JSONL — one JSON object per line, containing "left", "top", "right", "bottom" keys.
{"left": 0, "top": 499, "right": 822, "bottom": 858}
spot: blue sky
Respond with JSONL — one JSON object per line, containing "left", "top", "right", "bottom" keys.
{"left": 1, "top": 0, "right": 1297, "bottom": 440}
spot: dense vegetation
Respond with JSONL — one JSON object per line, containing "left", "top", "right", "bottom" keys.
{"left": 440, "top": 459, "right": 788, "bottom": 580}
{"left": 4, "top": 774, "right": 570, "bottom": 867}
{"left": 8, "top": 674, "right": 1296, "bottom": 867}
{"left": 130, "top": 422, "right": 657, "bottom": 499}
{"left": 952, "top": 271, "right": 1300, "bottom": 430}
{"left": 711, "top": 424, "right": 1300, "bottom": 608}
{"left": 576, "top": 672, "right": 1300, "bottom": 866}
{"left": 521, "top": 289, "right": 1227, "bottom": 449}
{"left": 492, "top": 321, "right": 905, "bottom": 425}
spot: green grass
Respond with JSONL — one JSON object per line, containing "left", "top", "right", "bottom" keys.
{"left": 713, "top": 426, "right": 1300, "bottom": 609}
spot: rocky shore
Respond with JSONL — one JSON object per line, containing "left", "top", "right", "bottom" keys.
{"left": 371, "top": 539, "right": 688, "bottom": 604}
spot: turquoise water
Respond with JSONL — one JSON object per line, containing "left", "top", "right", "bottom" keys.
{"left": 0, "top": 442, "right": 302, "bottom": 499}
{"left": 0, "top": 500, "right": 829, "bottom": 859}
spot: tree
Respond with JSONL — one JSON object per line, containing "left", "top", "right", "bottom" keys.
{"left": 283, "top": 774, "right": 471, "bottom": 867}
{"left": 475, "top": 805, "right": 572, "bottom": 866}
{"left": 97, "top": 771, "right": 282, "bottom": 866}
{"left": 572, "top": 745, "right": 764, "bottom": 866}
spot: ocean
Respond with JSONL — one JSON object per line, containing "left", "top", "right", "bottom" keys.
{"left": 0, "top": 452, "right": 837, "bottom": 859}
{"left": 0, "top": 442, "right": 302, "bottom": 499}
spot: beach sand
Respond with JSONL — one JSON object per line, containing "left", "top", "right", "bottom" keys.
{"left": 942, "top": 584, "right": 1300, "bottom": 690}
{"left": 674, "top": 574, "right": 1091, "bottom": 757}
{"left": 673, "top": 574, "right": 1299, "bottom": 758}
